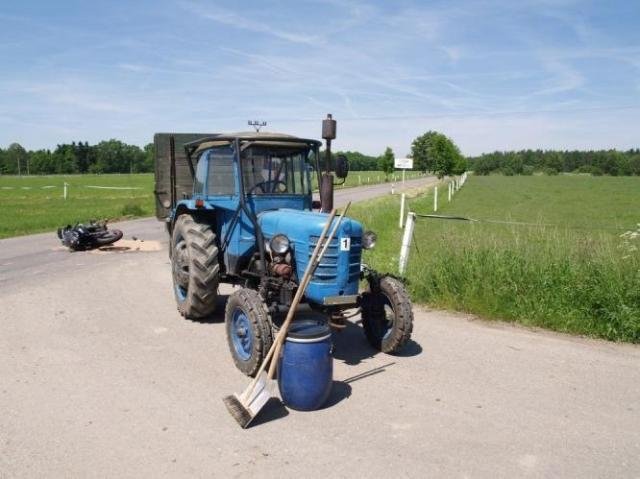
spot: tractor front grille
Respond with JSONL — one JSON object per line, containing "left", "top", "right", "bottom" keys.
{"left": 349, "top": 236, "right": 362, "bottom": 282}
{"left": 308, "top": 235, "right": 362, "bottom": 284}
{"left": 309, "top": 235, "right": 338, "bottom": 283}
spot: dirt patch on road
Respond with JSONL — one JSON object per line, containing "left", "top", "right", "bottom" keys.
{"left": 92, "top": 239, "right": 162, "bottom": 253}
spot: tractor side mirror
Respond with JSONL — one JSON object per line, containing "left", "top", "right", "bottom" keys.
{"left": 335, "top": 154, "right": 349, "bottom": 179}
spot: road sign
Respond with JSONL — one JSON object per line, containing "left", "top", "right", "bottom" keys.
{"left": 394, "top": 158, "right": 413, "bottom": 169}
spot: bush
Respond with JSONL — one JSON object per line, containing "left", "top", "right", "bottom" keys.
{"left": 521, "top": 165, "right": 535, "bottom": 176}
{"left": 575, "top": 165, "right": 593, "bottom": 174}
{"left": 543, "top": 167, "right": 559, "bottom": 176}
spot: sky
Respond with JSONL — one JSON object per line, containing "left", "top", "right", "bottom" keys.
{"left": 0, "top": 0, "right": 639, "bottom": 157}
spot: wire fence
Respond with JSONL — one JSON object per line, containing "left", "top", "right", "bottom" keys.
{"left": 397, "top": 172, "right": 635, "bottom": 274}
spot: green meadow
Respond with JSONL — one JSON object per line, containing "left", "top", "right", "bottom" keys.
{"left": 353, "top": 175, "right": 640, "bottom": 342}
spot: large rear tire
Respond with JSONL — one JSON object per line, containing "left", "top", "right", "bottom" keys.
{"left": 171, "top": 215, "right": 220, "bottom": 319}
{"left": 225, "top": 288, "right": 274, "bottom": 377}
{"left": 361, "top": 276, "right": 413, "bottom": 354}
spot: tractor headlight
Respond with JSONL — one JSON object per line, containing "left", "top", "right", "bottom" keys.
{"left": 269, "top": 234, "right": 290, "bottom": 254}
{"left": 362, "top": 231, "right": 377, "bottom": 250}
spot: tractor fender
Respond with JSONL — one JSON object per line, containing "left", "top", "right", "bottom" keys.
{"left": 171, "top": 199, "right": 216, "bottom": 229}
{"left": 168, "top": 201, "right": 217, "bottom": 259}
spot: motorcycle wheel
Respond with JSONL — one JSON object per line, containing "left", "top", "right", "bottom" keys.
{"left": 92, "top": 229, "right": 124, "bottom": 247}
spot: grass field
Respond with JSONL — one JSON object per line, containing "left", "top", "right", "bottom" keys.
{"left": 0, "top": 174, "right": 154, "bottom": 238}
{"left": 352, "top": 175, "right": 640, "bottom": 342}
{"left": 0, "top": 170, "right": 421, "bottom": 238}
{"left": 311, "top": 170, "right": 424, "bottom": 190}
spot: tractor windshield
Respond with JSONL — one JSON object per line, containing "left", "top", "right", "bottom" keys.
{"left": 241, "top": 146, "right": 313, "bottom": 196}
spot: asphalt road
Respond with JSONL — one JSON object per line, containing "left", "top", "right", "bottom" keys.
{"left": 1, "top": 176, "right": 639, "bottom": 478}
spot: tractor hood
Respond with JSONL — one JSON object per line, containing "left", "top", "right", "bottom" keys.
{"left": 258, "top": 209, "right": 363, "bottom": 304}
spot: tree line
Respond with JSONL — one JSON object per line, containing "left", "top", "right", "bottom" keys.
{"left": 2, "top": 133, "right": 467, "bottom": 178}
{"left": 333, "top": 150, "right": 380, "bottom": 171}
{"left": 14, "top": 134, "right": 638, "bottom": 179}
{"left": 1, "top": 141, "right": 381, "bottom": 176}
{"left": 469, "top": 149, "right": 640, "bottom": 176}
{"left": 0, "top": 141, "right": 154, "bottom": 175}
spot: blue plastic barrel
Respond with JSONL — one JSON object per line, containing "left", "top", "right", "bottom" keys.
{"left": 278, "top": 320, "right": 333, "bottom": 411}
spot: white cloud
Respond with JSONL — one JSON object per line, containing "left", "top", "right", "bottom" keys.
{"left": 440, "top": 45, "right": 463, "bottom": 63}
{"left": 178, "top": 1, "right": 323, "bottom": 45}
{"left": 118, "top": 63, "right": 148, "bottom": 73}
{"left": 530, "top": 59, "right": 584, "bottom": 97}
{"left": 384, "top": 8, "right": 443, "bottom": 41}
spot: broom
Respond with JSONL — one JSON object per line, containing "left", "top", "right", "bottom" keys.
{"left": 223, "top": 203, "right": 351, "bottom": 428}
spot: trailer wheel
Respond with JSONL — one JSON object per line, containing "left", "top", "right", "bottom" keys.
{"left": 361, "top": 276, "right": 413, "bottom": 354}
{"left": 225, "top": 288, "right": 273, "bottom": 377}
{"left": 171, "top": 214, "right": 220, "bottom": 319}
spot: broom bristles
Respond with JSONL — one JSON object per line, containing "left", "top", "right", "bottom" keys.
{"left": 223, "top": 394, "right": 254, "bottom": 429}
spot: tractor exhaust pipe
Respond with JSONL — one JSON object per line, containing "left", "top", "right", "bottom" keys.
{"left": 320, "top": 173, "right": 333, "bottom": 213}
{"left": 321, "top": 114, "right": 337, "bottom": 213}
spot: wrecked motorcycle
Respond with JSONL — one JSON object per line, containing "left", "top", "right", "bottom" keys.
{"left": 57, "top": 221, "right": 123, "bottom": 251}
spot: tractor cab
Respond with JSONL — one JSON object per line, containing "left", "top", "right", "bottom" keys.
{"left": 188, "top": 132, "right": 320, "bottom": 214}
{"left": 173, "top": 133, "right": 329, "bottom": 278}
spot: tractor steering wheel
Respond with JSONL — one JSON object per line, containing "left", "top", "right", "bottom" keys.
{"left": 247, "top": 180, "right": 287, "bottom": 194}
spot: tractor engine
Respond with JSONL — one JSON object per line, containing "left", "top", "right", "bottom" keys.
{"left": 258, "top": 208, "right": 363, "bottom": 305}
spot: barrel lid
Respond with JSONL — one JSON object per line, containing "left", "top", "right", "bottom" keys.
{"left": 286, "top": 320, "right": 331, "bottom": 340}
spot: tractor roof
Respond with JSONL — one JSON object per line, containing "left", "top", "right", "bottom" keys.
{"left": 186, "top": 131, "right": 321, "bottom": 154}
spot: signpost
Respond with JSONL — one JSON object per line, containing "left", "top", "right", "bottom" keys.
{"left": 394, "top": 158, "right": 414, "bottom": 184}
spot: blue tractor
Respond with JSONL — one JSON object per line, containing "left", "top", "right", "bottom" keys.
{"left": 153, "top": 116, "right": 414, "bottom": 376}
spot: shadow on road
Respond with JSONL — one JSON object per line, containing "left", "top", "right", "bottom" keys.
{"left": 331, "top": 320, "right": 423, "bottom": 365}
{"left": 186, "top": 294, "right": 229, "bottom": 324}
{"left": 250, "top": 382, "right": 351, "bottom": 427}
{"left": 323, "top": 380, "right": 352, "bottom": 409}
{"left": 248, "top": 397, "right": 290, "bottom": 428}
{"left": 332, "top": 321, "right": 377, "bottom": 366}
{"left": 394, "top": 339, "right": 423, "bottom": 357}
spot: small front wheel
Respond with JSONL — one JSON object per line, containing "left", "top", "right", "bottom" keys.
{"left": 225, "top": 288, "right": 274, "bottom": 377}
{"left": 361, "top": 276, "right": 413, "bottom": 354}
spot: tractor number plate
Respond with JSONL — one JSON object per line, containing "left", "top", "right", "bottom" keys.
{"left": 340, "top": 237, "right": 351, "bottom": 251}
